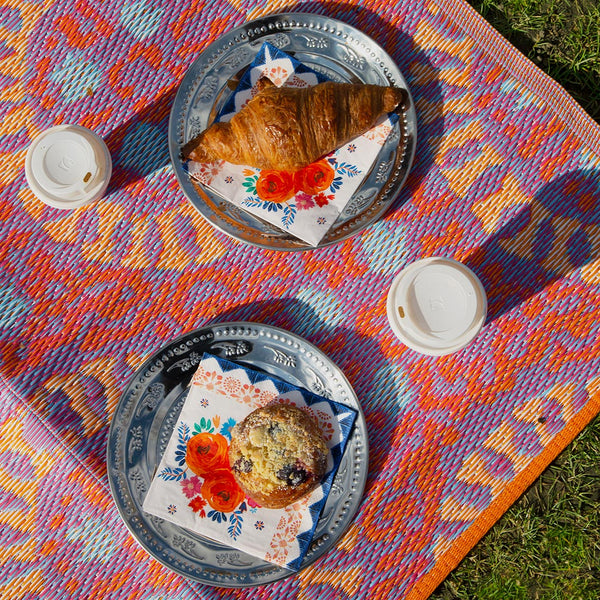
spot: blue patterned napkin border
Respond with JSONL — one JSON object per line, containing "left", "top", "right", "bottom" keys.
{"left": 217, "top": 42, "right": 329, "bottom": 120}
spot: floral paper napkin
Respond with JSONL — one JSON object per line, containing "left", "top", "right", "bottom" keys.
{"left": 142, "top": 353, "right": 358, "bottom": 570}
{"left": 187, "top": 42, "right": 398, "bottom": 246}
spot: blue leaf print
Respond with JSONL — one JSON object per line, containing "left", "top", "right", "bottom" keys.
{"left": 330, "top": 176, "right": 343, "bottom": 192}
{"left": 281, "top": 204, "right": 296, "bottom": 228}
{"left": 174, "top": 447, "right": 187, "bottom": 466}
{"left": 178, "top": 423, "right": 190, "bottom": 441}
{"left": 336, "top": 162, "right": 361, "bottom": 177}
{"left": 242, "top": 197, "right": 285, "bottom": 213}
{"left": 175, "top": 423, "right": 191, "bottom": 466}
{"left": 228, "top": 511, "right": 244, "bottom": 540}
{"left": 208, "top": 510, "right": 227, "bottom": 523}
{"left": 265, "top": 201, "right": 284, "bottom": 213}
{"left": 158, "top": 466, "right": 186, "bottom": 481}
{"left": 242, "top": 195, "right": 263, "bottom": 208}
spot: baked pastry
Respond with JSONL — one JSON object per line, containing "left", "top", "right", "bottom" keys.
{"left": 182, "top": 80, "right": 403, "bottom": 171}
{"left": 229, "top": 403, "right": 328, "bottom": 509}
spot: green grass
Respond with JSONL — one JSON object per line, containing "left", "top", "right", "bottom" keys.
{"left": 431, "top": 414, "right": 600, "bottom": 599}
{"left": 465, "top": 0, "right": 600, "bottom": 123}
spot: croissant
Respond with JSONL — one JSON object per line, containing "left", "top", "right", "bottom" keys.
{"left": 182, "top": 80, "right": 403, "bottom": 171}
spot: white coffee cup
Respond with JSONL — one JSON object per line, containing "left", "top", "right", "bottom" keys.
{"left": 25, "top": 124, "right": 112, "bottom": 209}
{"left": 387, "top": 257, "right": 487, "bottom": 355}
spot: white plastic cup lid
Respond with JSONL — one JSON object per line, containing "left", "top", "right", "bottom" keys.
{"left": 387, "top": 257, "right": 487, "bottom": 356}
{"left": 25, "top": 124, "right": 112, "bottom": 209}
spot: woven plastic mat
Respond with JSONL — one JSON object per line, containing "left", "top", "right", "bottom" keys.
{"left": 1, "top": 0, "right": 600, "bottom": 598}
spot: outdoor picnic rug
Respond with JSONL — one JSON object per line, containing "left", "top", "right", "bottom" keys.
{"left": 1, "top": 0, "right": 600, "bottom": 599}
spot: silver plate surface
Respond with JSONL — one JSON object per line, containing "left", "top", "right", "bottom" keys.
{"left": 168, "top": 12, "right": 417, "bottom": 251}
{"left": 107, "top": 322, "right": 368, "bottom": 587}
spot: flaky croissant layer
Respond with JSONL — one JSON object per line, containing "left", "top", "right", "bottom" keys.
{"left": 182, "top": 81, "right": 403, "bottom": 171}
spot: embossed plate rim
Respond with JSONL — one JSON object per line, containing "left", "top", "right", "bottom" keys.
{"left": 168, "top": 11, "right": 417, "bottom": 251}
{"left": 106, "top": 321, "right": 368, "bottom": 587}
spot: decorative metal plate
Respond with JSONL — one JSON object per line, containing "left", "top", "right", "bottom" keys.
{"left": 168, "top": 12, "right": 417, "bottom": 251}
{"left": 107, "top": 322, "right": 368, "bottom": 587}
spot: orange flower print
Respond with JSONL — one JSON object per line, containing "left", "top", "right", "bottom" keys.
{"left": 192, "top": 367, "right": 223, "bottom": 390}
{"left": 203, "top": 372, "right": 223, "bottom": 392}
{"left": 193, "top": 160, "right": 224, "bottom": 185}
{"left": 364, "top": 122, "right": 392, "bottom": 145}
{"left": 289, "top": 75, "right": 310, "bottom": 88}
{"left": 271, "top": 532, "right": 291, "bottom": 551}
{"left": 239, "top": 383, "right": 256, "bottom": 405}
{"left": 201, "top": 469, "right": 245, "bottom": 512}
{"left": 315, "top": 411, "right": 334, "bottom": 441}
{"left": 188, "top": 495, "right": 207, "bottom": 517}
{"left": 295, "top": 159, "right": 334, "bottom": 195}
{"left": 191, "top": 366, "right": 207, "bottom": 386}
{"left": 237, "top": 384, "right": 277, "bottom": 408}
{"left": 266, "top": 66, "right": 289, "bottom": 86}
{"left": 267, "top": 531, "right": 293, "bottom": 563}
{"left": 257, "top": 389, "right": 278, "bottom": 407}
{"left": 313, "top": 192, "right": 333, "bottom": 207}
{"left": 223, "top": 375, "right": 242, "bottom": 397}
{"left": 256, "top": 170, "right": 296, "bottom": 203}
{"left": 185, "top": 432, "right": 229, "bottom": 476}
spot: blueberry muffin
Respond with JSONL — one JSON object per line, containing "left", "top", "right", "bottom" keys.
{"left": 229, "top": 403, "right": 328, "bottom": 509}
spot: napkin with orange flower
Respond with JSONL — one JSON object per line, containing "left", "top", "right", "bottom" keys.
{"left": 142, "top": 353, "right": 357, "bottom": 570}
{"left": 186, "top": 42, "right": 398, "bottom": 246}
